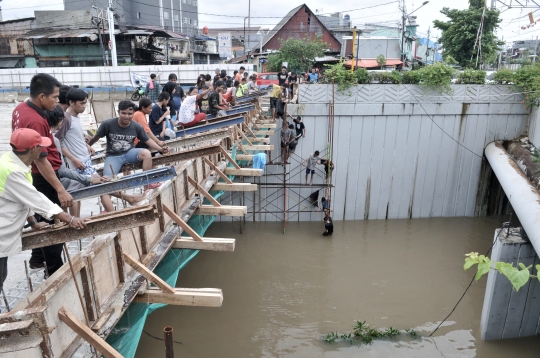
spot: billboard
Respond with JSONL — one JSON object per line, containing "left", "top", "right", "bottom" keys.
{"left": 218, "top": 32, "right": 232, "bottom": 58}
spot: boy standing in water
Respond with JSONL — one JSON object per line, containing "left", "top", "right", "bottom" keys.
{"left": 323, "top": 217, "right": 333, "bottom": 236}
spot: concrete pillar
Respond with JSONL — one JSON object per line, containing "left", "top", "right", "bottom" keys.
{"left": 207, "top": 54, "right": 210, "bottom": 64}
{"left": 480, "top": 228, "right": 540, "bottom": 340}
{"left": 528, "top": 108, "right": 540, "bottom": 147}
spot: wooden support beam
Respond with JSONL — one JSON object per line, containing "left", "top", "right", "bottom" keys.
{"left": 187, "top": 176, "right": 221, "bottom": 207}
{"left": 212, "top": 183, "right": 257, "bottom": 192}
{"left": 204, "top": 157, "right": 232, "bottom": 184}
{"left": 257, "top": 124, "right": 277, "bottom": 128}
{"left": 219, "top": 147, "right": 241, "bottom": 169}
{"left": 236, "top": 125, "right": 253, "bottom": 146}
{"left": 22, "top": 205, "right": 156, "bottom": 251}
{"left": 240, "top": 144, "right": 274, "bottom": 151}
{"left": 162, "top": 204, "right": 203, "bottom": 241}
{"left": 0, "top": 319, "right": 34, "bottom": 333}
{"left": 173, "top": 237, "right": 235, "bottom": 251}
{"left": 58, "top": 306, "right": 123, "bottom": 358}
{"left": 123, "top": 253, "right": 175, "bottom": 294}
{"left": 134, "top": 288, "right": 223, "bottom": 307}
{"left": 224, "top": 168, "right": 263, "bottom": 177}
{"left": 253, "top": 130, "right": 275, "bottom": 136}
{"left": 249, "top": 137, "right": 270, "bottom": 143}
{"left": 195, "top": 205, "right": 247, "bottom": 216}
{"left": 236, "top": 154, "right": 254, "bottom": 161}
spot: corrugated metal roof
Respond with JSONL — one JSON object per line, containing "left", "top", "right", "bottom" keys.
{"left": 0, "top": 59, "right": 21, "bottom": 68}
{"left": 19, "top": 28, "right": 99, "bottom": 39}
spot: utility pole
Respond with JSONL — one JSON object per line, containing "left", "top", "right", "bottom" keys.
{"left": 92, "top": 1, "right": 118, "bottom": 66}
{"left": 401, "top": 0, "right": 407, "bottom": 64}
{"left": 108, "top": 0, "right": 118, "bottom": 66}
{"left": 534, "top": 36, "right": 539, "bottom": 63}
{"left": 247, "top": 0, "right": 250, "bottom": 55}
{"left": 351, "top": 26, "right": 357, "bottom": 72}
{"left": 425, "top": 26, "right": 430, "bottom": 63}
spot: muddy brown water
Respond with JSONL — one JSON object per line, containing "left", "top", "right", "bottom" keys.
{"left": 136, "top": 217, "right": 540, "bottom": 357}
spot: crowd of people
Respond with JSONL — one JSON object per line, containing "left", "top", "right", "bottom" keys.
{"left": 0, "top": 66, "right": 331, "bottom": 294}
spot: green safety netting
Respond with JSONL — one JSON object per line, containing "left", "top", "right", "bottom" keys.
{"left": 106, "top": 145, "right": 238, "bottom": 357}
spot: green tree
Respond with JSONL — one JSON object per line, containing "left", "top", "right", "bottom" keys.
{"left": 433, "top": 0, "right": 503, "bottom": 68}
{"left": 266, "top": 36, "right": 330, "bottom": 73}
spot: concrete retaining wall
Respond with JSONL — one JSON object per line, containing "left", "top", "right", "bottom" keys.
{"left": 219, "top": 84, "right": 530, "bottom": 221}
{"left": 0, "top": 64, "right": 247, "bottom": 89}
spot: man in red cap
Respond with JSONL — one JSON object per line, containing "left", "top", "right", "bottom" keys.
{"left": 12, "top": 73, "right": 73, "bottom": 276}
{"left": 0, "top": 129, "right": 87, "bottom": 294}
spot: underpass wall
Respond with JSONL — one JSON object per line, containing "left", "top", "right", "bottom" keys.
{"left": 219, "top": 84, "right": 530, "bottom": 221}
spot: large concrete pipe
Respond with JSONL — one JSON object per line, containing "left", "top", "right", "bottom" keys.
{"left": 484, "top": 141, "right": 540, "bottom": 252}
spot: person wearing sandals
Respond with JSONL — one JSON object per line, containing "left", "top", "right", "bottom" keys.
{"left": 177, "top": 86, "right": 211, "bottom": 127}
{"left": 87, "top": 100, "right": 169, "bottom": 190}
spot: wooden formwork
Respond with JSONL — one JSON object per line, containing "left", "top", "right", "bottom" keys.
{"left": 0, "top": 96, "right": 274, "bottom": 358}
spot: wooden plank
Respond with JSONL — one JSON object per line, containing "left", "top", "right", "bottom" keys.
{"left": 256, "top": 124, "right": 277, "bottom": 128}
{"left": 187, "top": 176, "right": 222, "bottom": 207}
{"left": 162, "top": 204, "right": 203, "bottom": 242}
{"left": 236, "top": 125, "right": 253, "bottom": 145}
{"left": 21, "top": 205, "right": 156, "bottom": 251}
{"left": 219, "top": 147, "right": 241, "bottom": 169}
{"left": 123, "top": 253, "right": 175, "bottom": 294}
{"left": 240, "top": 144, "right": 274, "bottom": 151}
{"left": 0, "top": 319, "right": 34, "bottom": 333}
{"left": 212, "top": 183, "right": 257, "bottom": 192}
{"left": 172, "top": 237, "right": 235, "bottom": 251}
{"left": 248, "top": 137, "right": 270, "bottom": 143}
{"left": 58, "top": 306, "right": 123, "bottom": 358}
{"left": 252, "top": 130, "right": 274, "bottom": 136}
{"left": 224, "top": 168, "right": 262, "bottom": 177}
{"left": 195, "top": 205, "right": 247, "bottom": 216}
{"left": 91, "top": 307, "right": 115, "bottom": 333}
{"left": 203, "top": 157, "right": 232, "bottom": 184}
{"left": 236, "top": 154, "right": 254, "bottom": 161}
{"left": 134, "top": 288, "right": 223, "bottom": 307}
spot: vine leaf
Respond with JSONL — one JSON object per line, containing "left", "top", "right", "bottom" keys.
{"left": 464, "top": 257, "right": 477, "bottom": 270}
{"left": 476, "top": 261, "right": 491, "bottom": 281}
{"left": 511, "top": 267, "right": 531, "bottom": 292}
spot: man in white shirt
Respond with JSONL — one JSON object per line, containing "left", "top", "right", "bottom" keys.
{"left": 0, "top": 129, "right": 87, "bottom": 291}
{"left": 303, "top": 150, "right": 320, "bottom": 185}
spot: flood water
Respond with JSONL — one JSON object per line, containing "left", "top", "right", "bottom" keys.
{"left": 136, "top": 217, "right": 540, "bottom": 357}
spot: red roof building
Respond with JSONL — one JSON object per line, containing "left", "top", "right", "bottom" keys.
{"left": 253, "top": 4, "right": 341, "bottom": 53}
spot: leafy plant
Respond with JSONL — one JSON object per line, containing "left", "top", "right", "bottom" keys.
{"left": 402, "top": 71, "right": 422, "bottom": 84}
{"left": 321, "top": 61, "right": 357, "bottom": 91}
{"left": 464, "top": 252, "right": 540, "bottom": 291}
{"left": 417, "top": 62, "right": 455, "bottom": 94}
{"left": 354, "top": 68, "right": 371, "bottom": 84}
{"left": 325, "top": 331, "right": 339, "bottom": 343}
{"left": 493, "top": 69, "right": 515, "bottom": 84}
{"left": 405, "top": 329, "right": 418, "bottom": 338}
{"left": 370, "top": 72, "right": 401, "bottom": 84}
{"left": 457, "top": 69, "right": 486, "bottom": 84}
{"left": 376, "top": 54, "right": 387, "bottom": 70}
{"left": 512, "top": 63, "right": 540, "bottom": 108}
{"left": 324, "top": 320, "right": 416, "bottom": 345}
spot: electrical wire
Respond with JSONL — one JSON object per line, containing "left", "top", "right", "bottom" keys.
{"left": 428, "top": 218, "right": 511, "bottom": 337}
{"left": 402, "top": 85, "right": 483, "bottom": 159}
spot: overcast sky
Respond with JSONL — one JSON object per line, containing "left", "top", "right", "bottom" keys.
{"left": 2, "top": 0, "right": 540, "bottom": 44}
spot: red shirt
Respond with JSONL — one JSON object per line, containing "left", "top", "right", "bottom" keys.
{"left": 12, "top": 101, "right": 62, "bottom": 173}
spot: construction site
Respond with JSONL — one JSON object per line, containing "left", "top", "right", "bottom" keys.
{"left": 4, "top": 63, "right": 540, "bottom": 356}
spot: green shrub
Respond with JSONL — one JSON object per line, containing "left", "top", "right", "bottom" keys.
{"left": 370, "top": 71, "right": 401, "bottom": 84}
{"left": 513, "top": 63, "right": 540, "bottom": 108}
{"left": 457, "top": 69, "right": 486, "bottom": 84}
{"left": 321, "top": 61, "right": 356, "bottom": 90}
{"left": 417, "top": 62, "right": 455, "bottom": 94}
{"left": 354, "top": 68, "right": 371, "bottom": 84}
{"left": 493, "top": 69, "right": 514, "bottom": 84}
{"left": 402, "top": 70, "right": 421, "bottom": 84}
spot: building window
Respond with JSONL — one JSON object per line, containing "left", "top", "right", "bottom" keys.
{"left": 137, "top": 12, "right": 141, "bottom": 19}
{"left": 187, "top": 0, "right": 191, "bottom": 5}
{"left": 192, "top": 0, "right": 197, "bottom": 6}
{"left": 193, "top": 19, "right": 197, "bottom": 26}
{"left": 184, "top": 17, "right": 190, "bottom": 24}
{"left": 182, "top": 0, "right": 186, "bottom": 3}
{"left": 164, "top": 11, "right": 169, "bottom": 19}
{"left": 174, "top": 14, "right": 179, "bottom": 21}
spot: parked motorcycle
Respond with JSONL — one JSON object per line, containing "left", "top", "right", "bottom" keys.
{"left": 131, "top": 80, "right": 145, "bottom": 101}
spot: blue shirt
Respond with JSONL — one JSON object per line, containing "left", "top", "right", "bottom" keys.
{"left": 308, "top": 73, "right": 319, "bottom": 82}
